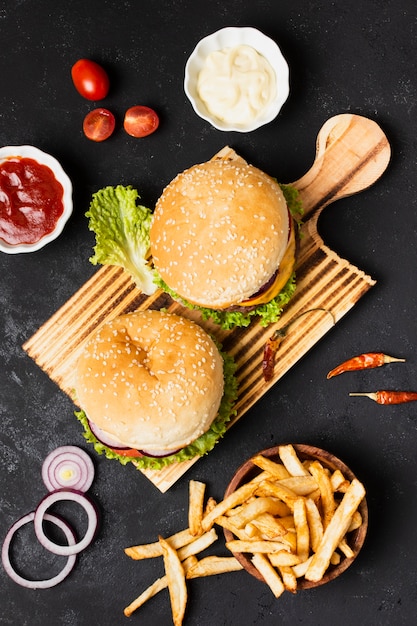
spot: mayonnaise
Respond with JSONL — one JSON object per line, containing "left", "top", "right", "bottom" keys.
{"left": 197, "top": 44, "right": 277, "bottom": 126}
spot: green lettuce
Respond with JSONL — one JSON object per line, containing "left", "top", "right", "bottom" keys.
{"left": 86, "top": 185, "right": 157, "bottom": 294}
{"left": 155, "top": 272, "right": 296, "bottom": 330}
{"left": 75, "top": 346, "right": 238, "bottom": 471}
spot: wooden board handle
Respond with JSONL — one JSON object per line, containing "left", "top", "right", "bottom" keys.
{"left": 292, "top": 114, "right": 391, "bottom": 219}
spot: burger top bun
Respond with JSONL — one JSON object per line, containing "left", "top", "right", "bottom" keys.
{"left": 75, "top": 310, "right": 224, "bottom": 452}
{"left": 150, "top": 155, "right": 289, "bottom": 309}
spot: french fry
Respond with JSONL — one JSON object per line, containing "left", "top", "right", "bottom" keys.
{"left": 256, "top": 480, "right": 299, "bottom": 510}
{"left": 159, "top": 536, "right": 188, "bottom": 626}
{"left": 177, "top": 528, "right": 218, "bottom": 561}
{"left": 279, "top": 515, "right": 296, "bottom": 531}
{"left": 269, "top": 551, "right": 302, "bottom": 567}
{"left": 251, "top": 553, "right": 285, "bottom": 598}
{"left": 278, "top": 565, "right": 297, "bottom": 593}
{"left": 338, "top": 537, "right": 355, "bottom": 559}
{"left": 188, "top": 480, "right": 206, "bottom": 536}
{"left": 277, "top": 476, "right": 319, "bottom": 496}
{"left": 279, "top": 529, "right": 297, "bottom": 552}
{"left": 278, "top": 444, "right": 309, "bottom": 476}
{"left": 201, "top": 482, "right": 259, "bottom": 531}
{"left": 330, "top": 469, "right": 349, "bottom": 492}
{"left": 246, "top": 470, "right": 273, "bottom": 485}
{"left": 304, "top": 498, "right": 323, "bottom": 553}
{"left": 305, "top": 478, "right": 366, "bottom": 582}
{"left": 291, "top": 555, "right": 313, "bottom": 578}
{"left": 124, "top": 576, "right": 167, "bottom": 617}
{"left": 251, "top": 454, "right": 291, "bottom": 480}
{"left": 348, "top": 510, "right": 362, "bottom": 532}
{"left": 293, "top": 497, "right": 309, "bottom": 562}
{"left": 248, "top": 512, "right": 288, "bottom": 539}
{"left": 226, "top": 496, "right": 291, "bottom": 529}
{"left": 125, "top": 528, "right": 197, "bottom": 560}
{"left": 215, "top": 515, "right": 252, "bottom": 540}
{"left": 308, "top": 461, "right": 336, "bottom": 529}
{"left": 204, "top": 496, "right": 217, "bottom": 517}
{"left": 187, "top": 556, "right": 243, "bottom": 578}
{"left": 244, "top": 522, "right": 263, "bottom": 539}
{"left": 226, "top": 539, "right": 290, "bottom": 554}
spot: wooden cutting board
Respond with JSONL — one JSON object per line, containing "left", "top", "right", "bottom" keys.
{"left": 23, "top": 114, "right": 391, "bottom": 492}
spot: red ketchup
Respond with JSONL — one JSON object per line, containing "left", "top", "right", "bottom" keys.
{"left": 0, "top": 156, "right": 64, "bottom": 245}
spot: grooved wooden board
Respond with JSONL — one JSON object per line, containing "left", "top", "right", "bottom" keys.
{"left": 23, "top": 114, "right": 391, "bottom": 492}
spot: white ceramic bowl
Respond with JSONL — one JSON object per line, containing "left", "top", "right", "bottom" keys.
{"left": 0, "top": 145, "right": 73, "bottom": 254}
{"left": 184, "top": 27, "right": 290, "bottom": 132}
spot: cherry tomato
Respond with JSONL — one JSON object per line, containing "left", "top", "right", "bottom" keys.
{"left": 71, "top": 59, "right": 110, "bottom": 101}
{"left": 83, "top": 108, "right": 115, "bottom": 142}
{"left": 123, "top": 105, "right": 159, "bottom": 137}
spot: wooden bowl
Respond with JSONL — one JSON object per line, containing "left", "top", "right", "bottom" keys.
{"left": 223, "top": 444, "right": 368, "bottom": 589}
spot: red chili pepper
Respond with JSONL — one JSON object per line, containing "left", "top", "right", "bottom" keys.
{"left": 262, "top": 334, "right": 285, "bottom": 382}
{"left": 327, "top": 352, "right": 405, "bottom": 379}
{"left": 262, "top": 308, "right": 335, "bottom": 382}
{"left": 349, "top": 390, "right": 417, "bottom": 405}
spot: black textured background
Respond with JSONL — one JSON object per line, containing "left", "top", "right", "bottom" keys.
{"left": 1, "top": 1, "right": 417, "bottom": 625}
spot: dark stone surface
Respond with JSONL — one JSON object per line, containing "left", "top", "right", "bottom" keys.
{"left": 1, "top": 1, "right": 416, "bottom": 624}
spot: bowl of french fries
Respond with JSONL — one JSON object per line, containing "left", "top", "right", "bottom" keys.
{"left": 222, "top": 443, "right": 368, "bottom": 594}
{"left": 122, "top": 444, "right": 367, "bottom": 623}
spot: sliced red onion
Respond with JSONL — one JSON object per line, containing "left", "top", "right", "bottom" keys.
{"left": 139, "top": 447, "right": 182, "bottom": 458}
{"left": 88, "top": 420, "right": 130, "bottom": 450}
{"left": 42, "top": 445, "right": 95, "bottom": 493}
{"left": 34, "top": 489, "right": 98, "bottom": 556}
{"left": 1, "top": 511, "right": 76, "bottom": 589}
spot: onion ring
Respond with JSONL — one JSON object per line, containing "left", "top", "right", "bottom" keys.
{"left": 34, "top": 489, "right": 98, "bottom": 556}
{"left": 88, "top": 420, "right": 131, "bottom": 450}
{"left": 41, "top": 445, "right": 95, "bottom": 493}
{"left": 1, "top": 511, "right": 76, "bottom": 589}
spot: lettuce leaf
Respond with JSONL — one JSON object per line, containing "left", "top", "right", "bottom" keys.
{"left": 86, "top": 185, "right": 157, "bottom": 294}
{"left": 155, "top": 272, "right": 296, "bottom": 330}
{"left": 74, "top": 346, "right": 238, "bottom": 471}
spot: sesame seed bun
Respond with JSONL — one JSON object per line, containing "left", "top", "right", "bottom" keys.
{"left": 150, "top": 156, "right": 289, "bottom": 309}
{"left": 75, "top": 310, "right": 224, "bottom": 453}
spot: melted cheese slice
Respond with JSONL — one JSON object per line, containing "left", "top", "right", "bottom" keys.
{"left": 240, "top": 222, "right": 296, "bottom": 307}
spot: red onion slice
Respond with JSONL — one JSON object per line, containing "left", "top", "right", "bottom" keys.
{"left": 42, "top": 446, "right": 95, "bottom": 493}
{"left": 34, "top": 489, "right": 98, "bottom": 556}
{"left": 1, "top": 511, "right": 76, "bottom": 589}
{"left": 88, "top": 420, "right": 130, "bottom": 450}
{"left": 139, "top": 447, "right": 181, "bottom": 458}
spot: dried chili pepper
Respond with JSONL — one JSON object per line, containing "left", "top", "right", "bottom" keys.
{"left": 326, "top": 352, "right": 405, "bottom": 379}
{"left": 262, "top": 308, "right": 335, "bottom": 382}
{"left": 349, "top": 390, "right": 417, "bottom": 405}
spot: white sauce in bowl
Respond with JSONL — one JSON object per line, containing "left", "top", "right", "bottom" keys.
{"left": 196, "top": 44, "right": 277, "bottom": 126}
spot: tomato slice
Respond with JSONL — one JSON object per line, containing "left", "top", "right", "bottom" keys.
{"left": 108, "top": 447, "right": 143, "bottom": 458}
{"left": 71, "top": 59, "right": 110, "bottom": 101}
{"left": 124, "top": 105, "right": 159, "bottom": 137}
{"left": 83, "top": 108, "right": 116, "bottom": 142}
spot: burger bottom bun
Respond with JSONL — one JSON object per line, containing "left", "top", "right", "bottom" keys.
{"left": 75, "top": 310, "right": 225, "bottom": 452}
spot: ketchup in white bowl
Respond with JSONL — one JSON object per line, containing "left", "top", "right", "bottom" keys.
{"left": 0, "top": 145, "right": 72, "bottom": 254}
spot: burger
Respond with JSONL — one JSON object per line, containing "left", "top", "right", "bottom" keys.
{"left": 86, "top": 150, "right": 302, "bottom": 330}
{"left": 150, "top": 151, "right": 300, "bottom": 329}
{"left": 74, "top": 309, "right": 238, "bottom": 470}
